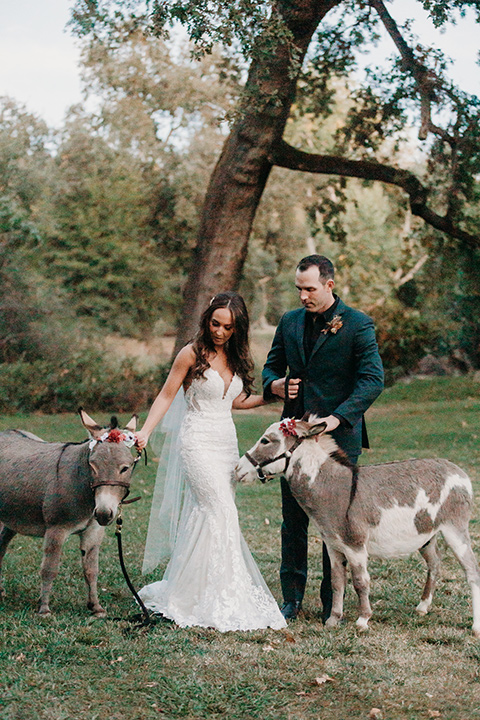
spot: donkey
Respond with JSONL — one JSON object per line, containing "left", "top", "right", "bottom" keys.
{"left": 0, "top": 409, "right": 140, "bottom": 616}
{"left": 235, "top": 416, "right": 480, "bottom": 637}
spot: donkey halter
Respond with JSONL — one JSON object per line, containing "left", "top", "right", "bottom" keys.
{"left": 88, "top": 435, "right": 143, "bottom": 498}
{"left": 244, "top": 435, "right": 305, "bottom": 482}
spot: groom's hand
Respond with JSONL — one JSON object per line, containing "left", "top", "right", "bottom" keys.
{"left": 315, "top": 415, "right": 340, "bottom": 433}
{"left": 271, "top": 377, "right": 302, "bottom": 400}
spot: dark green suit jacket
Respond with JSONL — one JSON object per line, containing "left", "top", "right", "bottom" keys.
{"left": 262, "top": 298, "right": 384, "bottom": 459}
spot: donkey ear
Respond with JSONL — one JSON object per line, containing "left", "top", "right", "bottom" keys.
{"left": 301, "top": 417, "right": 328, "bottom": 437}
{"left": 78, "top": 408, "right": 104, "bottom": 438}
{"left": 294, "top": 416, "right": 327, "bottom": 438}
{"left": 306, "top": 420, "right": 328, "bottom": 437}
{"left": 124, "top": 414, "right": 138, "bottom": 432}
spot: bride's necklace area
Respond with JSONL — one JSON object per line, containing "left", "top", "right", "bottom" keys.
{"left": 208, "top": 352, "right": 234, "bottom": 395}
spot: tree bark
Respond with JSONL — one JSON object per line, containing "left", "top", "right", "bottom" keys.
{"left": 174, "top": 0, "right": 340, "bottom": 352}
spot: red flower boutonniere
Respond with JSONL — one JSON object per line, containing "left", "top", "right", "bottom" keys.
{"left": 321, "top": 314, "right": 343, "bottom": 335}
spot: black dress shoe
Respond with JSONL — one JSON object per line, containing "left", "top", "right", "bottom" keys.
{"left": 280, "top": 600, "right": 302, "bottom": 620}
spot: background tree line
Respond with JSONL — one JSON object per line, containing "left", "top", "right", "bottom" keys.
{"left": 1, "top": 2, "right": 480, "bottom": 412}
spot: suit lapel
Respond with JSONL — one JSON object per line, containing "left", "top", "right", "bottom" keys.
{"left": 308, "top": 299, "right": 346, "bottom": 363}
{"left": 295, "top": 309, "right": 307, "bottom": 366}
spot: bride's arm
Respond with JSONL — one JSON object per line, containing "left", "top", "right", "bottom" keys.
{"left": 135, "top": 344, "right": 195, "bottom": 448}
{"left": 232, "top": 392, "right": 276, "bottom": 410}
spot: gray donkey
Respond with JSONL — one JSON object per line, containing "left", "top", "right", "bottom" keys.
{"left": 235, "top": 416, "right": 480, "bottom": 637}
{"left": 0, "top": 409, "right": 139, "bottom": 616}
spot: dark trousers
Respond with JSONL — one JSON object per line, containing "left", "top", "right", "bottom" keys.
{"left": 280, "top": 454, "right": 358, "bottom": 618}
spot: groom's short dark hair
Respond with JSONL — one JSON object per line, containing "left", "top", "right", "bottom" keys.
{"left": 296, "top": 255, "right": 334, "bottom": 281}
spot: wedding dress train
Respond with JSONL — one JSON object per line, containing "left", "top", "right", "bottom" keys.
{"left": 138, "top": 367, "right": 286, "bottom": 632}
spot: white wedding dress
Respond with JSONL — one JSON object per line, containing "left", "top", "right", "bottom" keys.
{"left": 138, "top": 367, "right": 286, "bottom": 632}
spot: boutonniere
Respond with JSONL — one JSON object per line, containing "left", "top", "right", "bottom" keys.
{"left": 321, "top": 314, "right": 343, "bottom": 335}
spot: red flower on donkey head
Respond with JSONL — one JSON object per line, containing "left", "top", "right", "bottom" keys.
{"left": 280, "top": 418, "right": 298, "bottom": 437}
{"left": 106, "top": 428, "right": 126, "bottom": 443}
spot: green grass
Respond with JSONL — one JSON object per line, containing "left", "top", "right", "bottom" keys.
{"left": 2, "top": 377, "right": 480, "bottom": 719}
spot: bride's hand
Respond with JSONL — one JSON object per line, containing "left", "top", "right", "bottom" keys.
{"left": 134, "top": 429, "right": 150, "bottom": 450}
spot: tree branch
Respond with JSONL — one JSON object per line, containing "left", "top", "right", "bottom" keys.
{"left": 270, "top": 140, "right": 479, "bottom": 245}
{"left": 369, "top": 0, "right": 455, "bottom": 144}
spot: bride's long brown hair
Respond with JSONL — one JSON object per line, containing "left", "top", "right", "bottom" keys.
{"left": 190, "top": 291, "right": 255, "bottom": 396}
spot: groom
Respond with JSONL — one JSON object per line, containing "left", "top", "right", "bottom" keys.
{"left": 262, "top": 254, "right": 384, "bottom": 621}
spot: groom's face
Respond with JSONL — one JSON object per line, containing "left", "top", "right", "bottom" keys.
{"left": 295, "top": 266, "right": 335, "bottom": 314}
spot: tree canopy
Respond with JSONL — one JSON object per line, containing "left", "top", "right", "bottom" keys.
{"left": 71, "top": 0, "right": 480, "bottom": 350}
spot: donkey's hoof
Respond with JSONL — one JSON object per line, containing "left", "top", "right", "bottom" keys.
{"left": 88, "top": 602, "right": 107, "bottom": 618}
{"left": 415, "top": 597, "right": 432, "bottom": 616}
{"left": 355, "top": 617, "right": 370, "bottom": 632}
{"left": 38, "top": 608, "right": 52, "bottom": 616}
{"left": 472, "top": 625, "right": 480, "bottom": 639}
{"left": 325, "top": 615, "right": 342, "bottom": 628}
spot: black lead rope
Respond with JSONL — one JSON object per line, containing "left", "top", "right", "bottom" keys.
{"left": 114, "top": 448, "right": 155, "bottom": 628}
{"left": 115, "top": 504, "right": 153, "bottom": 627}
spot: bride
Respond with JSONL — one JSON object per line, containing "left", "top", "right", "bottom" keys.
{"left": 134, "top": 291, "right": 286, "bottom": 632}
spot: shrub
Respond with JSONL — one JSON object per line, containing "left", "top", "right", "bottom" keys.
{"left": 0, "top": 351, "right": 168, "bottom": 414}
{"left": 370, "top": 301, "right": 439, "bottom": 385}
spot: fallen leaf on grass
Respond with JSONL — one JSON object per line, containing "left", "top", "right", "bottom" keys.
{"left": 15, "top": 653, "right": 26, "bottom": 662}
{"left": 427, "top": 712, "right": 441, "bottom": 718}
{"left": 145, "top": 682, "right": 158, "bottom": 688}
{"left": 110, "top": 656, "right": 124, "bottom": 665}
{"left": 369, "top": 709, "right": 382, "bottom": 719}
{"left": 283, "top": 631, "right": 296, "bottom": 644}
{"left": 313, "top": 674, "right": 334, "bottom": 685}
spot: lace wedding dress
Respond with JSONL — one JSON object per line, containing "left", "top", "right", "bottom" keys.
{"left": 138, "top": 367, "right": 286, "bottom": 632}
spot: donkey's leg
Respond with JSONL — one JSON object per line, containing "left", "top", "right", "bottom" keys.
{"left": 0, "top": 524, "right": 16, "bottom": 598}
{"left": 79, "top": 521, "right": 106, "bottom": 617}
{"left": 345, "top": 546, "right": 371, "bottom": 631}
{"left": 416, "top": 536, "right": 441, "bottom": 615}
{"left": 441, "top": 524, "right": 480, "bottom": 638}
{"left": 324, "top": 548, "right": 347, "bottom": 627}
{"left": 39, "top": 527, "right": 69, "bottom": 615}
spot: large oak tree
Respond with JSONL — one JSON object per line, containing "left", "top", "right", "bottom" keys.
{"left": 72, "top": 0, "right": 480, "bottom": 350}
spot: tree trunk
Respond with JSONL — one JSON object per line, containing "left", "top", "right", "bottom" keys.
{"left": 174, "top": 1, "right": 339, "bottom": 353}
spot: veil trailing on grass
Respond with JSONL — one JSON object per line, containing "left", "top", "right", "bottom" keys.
{"left": 142, "top": 388, "right": 187, "bottom": 574}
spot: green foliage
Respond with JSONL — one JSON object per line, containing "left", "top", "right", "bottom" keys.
{"left": 0, "top": 98, "right": 55, "bottom": 212}
{"left": 44, "top": 112, "right": 173, "bottom": 335}
{"left": 371, "top": 301, "right": 438, "bottom": 383}
{"left": 35, "top": 30, "right": 237, "bottom": 336}
{"left": 0, "top": 195, "right": 54, "bottom": 363}
{"left": 0, "top": 352, "right": 168, "bottom": 414}
{"left": 0, "top": 191, "right": 171, "bottom": 416}
{"left": 4, "top": 4, "right": 480, "bottom": 386}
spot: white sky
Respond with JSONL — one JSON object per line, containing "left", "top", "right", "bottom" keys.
{"left": 0, "top": 0, "right": 478, "bottom": 128}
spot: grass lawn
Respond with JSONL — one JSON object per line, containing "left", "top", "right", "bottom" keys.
{"left": 1, "top": 376, "right": 480, "bottom": 719}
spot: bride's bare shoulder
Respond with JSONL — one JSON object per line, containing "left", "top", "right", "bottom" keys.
{"left": 174, "top": 343, "right": 196, "bottom": 367}
{"left": 172, "top": 344, "right": 197, "bottom": 392}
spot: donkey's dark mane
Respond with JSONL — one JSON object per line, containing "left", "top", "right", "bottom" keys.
{"left": 331, "top": 447, "right": 356, "bottom": 470}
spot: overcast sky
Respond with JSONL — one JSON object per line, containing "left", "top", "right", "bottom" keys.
{"left": 0, "top": 0, "right": 478, "bottom": 129}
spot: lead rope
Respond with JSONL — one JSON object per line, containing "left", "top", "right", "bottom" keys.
{"left": 115, "top": 448, "right": 154, "bottom": 628}
{"left": 115, "top": 504, "right": 152, "bottom": 627}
